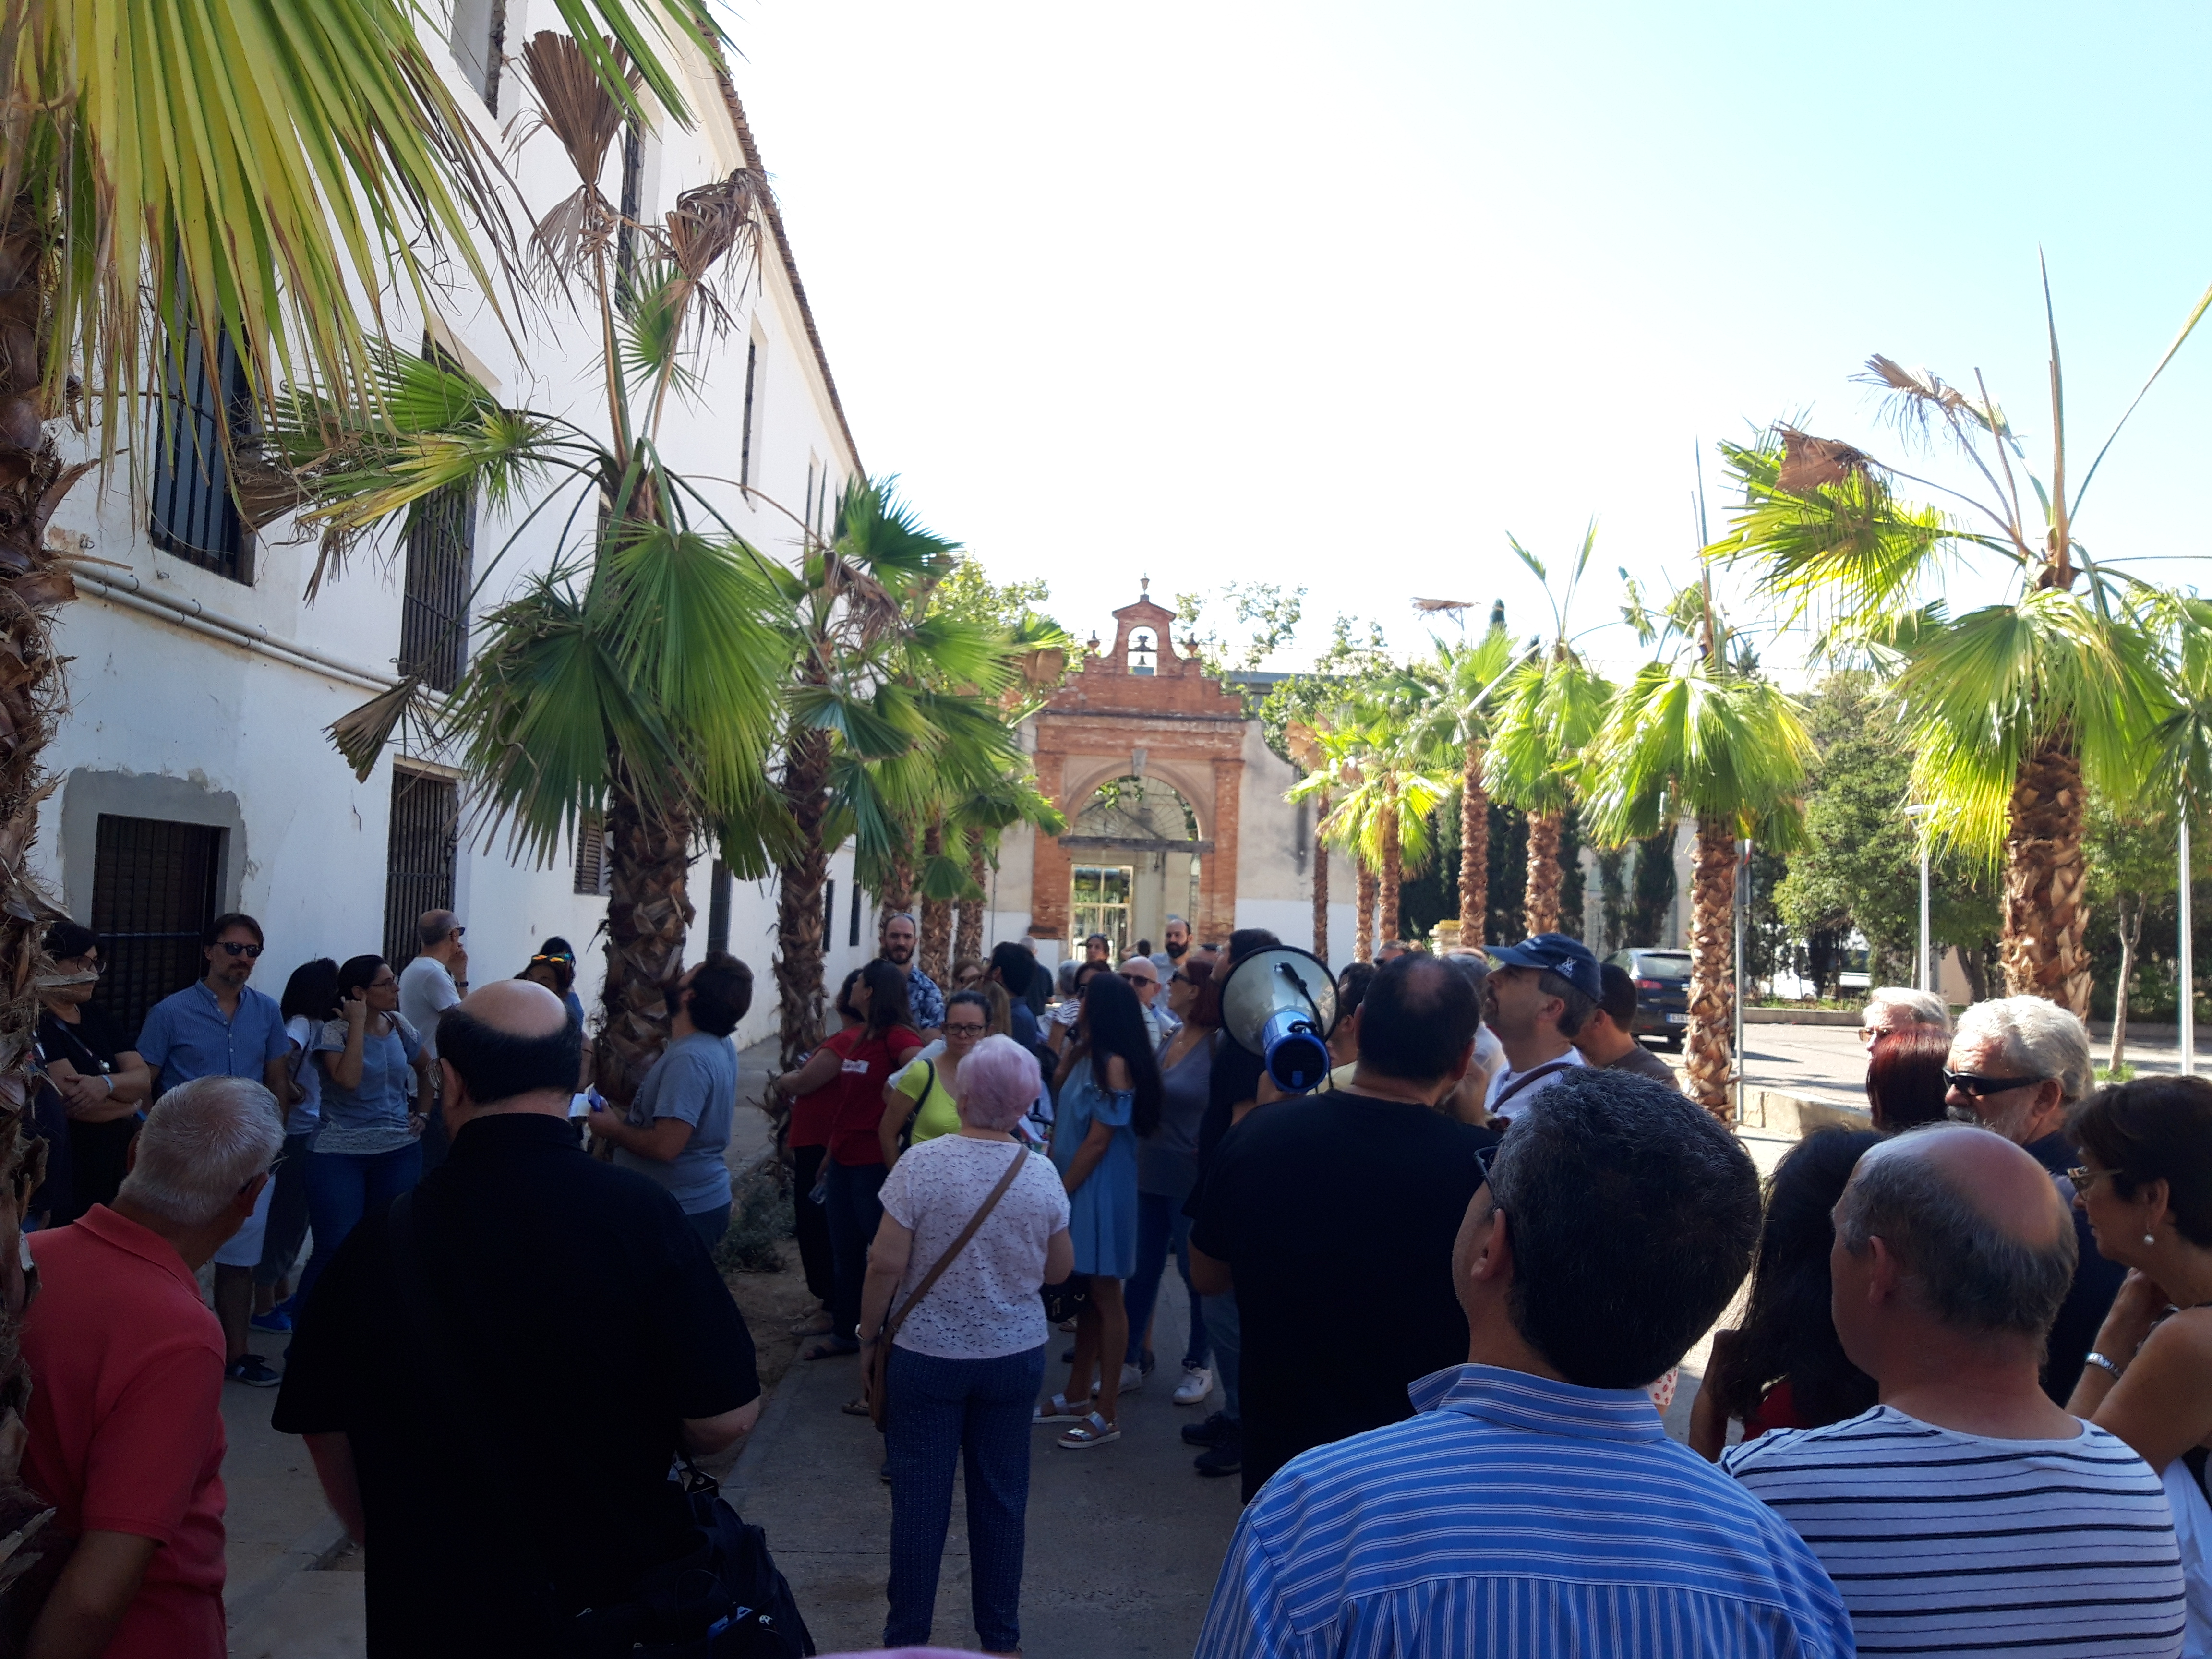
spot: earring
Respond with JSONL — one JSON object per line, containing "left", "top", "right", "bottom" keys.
{"left": 2145, "top": 1233, "right": 2158, "bottom": 1246}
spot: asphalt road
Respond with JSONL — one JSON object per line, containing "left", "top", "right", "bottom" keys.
{"left": 1739, "top": 1020, "right": 2188, "bottom": 1109}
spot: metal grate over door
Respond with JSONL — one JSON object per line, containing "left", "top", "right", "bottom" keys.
{"left": 89, "top": 815, "right": 223, "bottom": 1041}
{"left": 383, "top": 769, "right": 458, "bottom": 969}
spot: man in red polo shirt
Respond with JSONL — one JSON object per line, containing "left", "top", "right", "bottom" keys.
{"left": 18, "top": 1073, "right": 282, "bottom": 1659}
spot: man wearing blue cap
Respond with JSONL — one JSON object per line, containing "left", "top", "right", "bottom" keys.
{"left": 1480, "top": 933, "right": 1602, "bottom": 1121}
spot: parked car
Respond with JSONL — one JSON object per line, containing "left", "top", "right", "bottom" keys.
{"left": 1607, "top": 948, "right": 1692, "bottom": 1051}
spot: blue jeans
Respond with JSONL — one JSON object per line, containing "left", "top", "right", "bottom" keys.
{"left": 884, "top": 1343, "right": 1046, "bottom": 1653}
{"left": 825, "top": 1159, "right": 889, "bottom": 1341}
{"left": 298, "top": 1142, "right": 423, "bottom": 1313}
{"left": 685, "top": 1203, "right": 731, "bottom": 1255}
{"left": 1124, "top": 1191, "right": 1208, "bottom": 1370}
{"left": 255, "top": 1131, "right": 315, "bottom": 1287}
{"left": 1202, "top": 1289, "right": 1240, "bottom": 1421}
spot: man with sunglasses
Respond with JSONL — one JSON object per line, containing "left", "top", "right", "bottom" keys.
{"left": 1943, "top": 995, "right": 2124, "bottom": 1401}
{"left": 1118, "top": 955, "right": 1179, "bottom": 1046}
{"left": 398, "top": 911, "right": 468, "bottom": 1173}
{"left": 135, "top": 914, "right": 296, "bottom": 1388}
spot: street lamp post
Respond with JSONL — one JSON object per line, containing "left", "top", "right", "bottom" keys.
{"left": 2184, "top": 812, "right": 2196, "bottom": 1077}
{"left": 1905, "top": 804, "right": 1936, "bottom": 997}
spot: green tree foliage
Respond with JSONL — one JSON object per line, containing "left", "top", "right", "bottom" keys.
{"left": 929, "top": 554, "right": 1059, "bottom": 636}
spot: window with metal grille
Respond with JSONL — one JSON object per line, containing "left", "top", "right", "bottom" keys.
{"left": 398, "top": 346, "right": 475, "bottom": 692}
{"left": 89, "top": 815, "right": 223, "bottom": 1041}
{"left": 383, "top": 769, "right": 458, "bottom": 969}
{"left": 450, "top": 0, "right": 506, "bottom": 111}
{"left": 739, "top": 338, "right": 759, "bottom": 488}
{"left": 574, "top": 814, "right": 612, "bottom": 896}
{"left": 149, "top": 326, "right": 253, "bottom": 583}
{"left": 707, "top": 859, "right": 731, "bottom": 956}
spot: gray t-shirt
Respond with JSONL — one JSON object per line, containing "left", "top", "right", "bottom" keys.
{"left": 1600, "top": 1042, "right": 1680, "bottom": 1087}
{"left": 614, "top": 1030, "right": 736, "bottom": 1216}
{"left": 397, "top": 955, "right": 461, "bottom": 1060}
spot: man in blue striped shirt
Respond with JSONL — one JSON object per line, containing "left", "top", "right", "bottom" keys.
{"left": 1195, "top": 1070, "right": 1854, "bottom": 1659}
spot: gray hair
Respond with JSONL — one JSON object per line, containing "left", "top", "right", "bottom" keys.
{"left": 1953, "top": 996, "right": 2093, "bottom": 1105}
{"left": 1836, "top": 1127, "right": 2076, "bottom": 1338}
{"left": 1865, "top": 986, "right": 1951, "bottom": 1034}
{"left": 1442, "top": 950, "right": 1491, "bottom": 994}
{"left": 117, "top": 1076, "right": 284, "bottom": 1227}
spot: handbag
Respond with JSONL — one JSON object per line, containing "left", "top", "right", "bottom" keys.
{"left": 387, "top": 1193, "right": 814, "bottom": 1657}
{"left": 893, "top": 1059, "right": 937, "bottom": 1155}
{"left": 1040, "top": 1274, "right": 1091, "bottom": 1325}
{"left": 865, "top": 1143, "right": 1028, "bottom": 1431}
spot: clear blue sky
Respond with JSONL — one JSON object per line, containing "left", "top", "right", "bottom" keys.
{"left": 721, "top": 0, "right": 2212, "bottom": 677}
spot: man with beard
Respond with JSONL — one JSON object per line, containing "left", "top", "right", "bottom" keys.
{"left": 1942, "top": 996, "right": 2121, "bottom": 1401}
{"left": 1151, "top": 915, "right": 1191, "bottom": 978}
{"left": 878, "top": 913, "right": 944, "bottom": 1040}
{"left": 1477, "top": 933, "right": 1600, "bottom": 1123}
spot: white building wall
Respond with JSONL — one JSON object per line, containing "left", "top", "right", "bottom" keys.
{"left": 30, "top": 21, "right": 862, "bottom": 1052}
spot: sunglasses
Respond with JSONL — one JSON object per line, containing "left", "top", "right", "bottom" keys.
{"left": 1118, "top": 971, "right": 1155, "bottom": 986}
{"left": 215, "top": 941, "right": 263, "bottom": 959}
{"left": 1476, "top": 1141, "right": 1502, "bottom": 1182}
{"left": 1942, "top": 1069, "right": 2049, "bottom": 1099}
{"left": 240, "top": 1153, "right": 286, "bottom": 1192}
{"left": 529, "top": 950, "right": 570, "bottom": 964}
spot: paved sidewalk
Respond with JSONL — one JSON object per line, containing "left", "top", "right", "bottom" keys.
{"left": 725, "top": 1271, "right": 1245, "bottom": 1658}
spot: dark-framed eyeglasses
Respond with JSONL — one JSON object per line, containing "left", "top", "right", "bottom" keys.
{"left": 216, "top": 940, "right": 264, "bottom": 959}
{"left": 1475, "top": 1141, "right": 1503, "bottom": 1184}
{"left": 1118, "top": 971, "right": 1155, "bottom": 986}
{"left": 56, "top": 956, "right": 104, "bottom": 976}
{"left": 1943, "top": 1069, "right": 2048, "bottom": 1099}
{"left": 2065, "top": 1165, "right": 2117, "bottom": 1192}
{"left": 241, "top": 1154, "right": 286, "bottom": 1192}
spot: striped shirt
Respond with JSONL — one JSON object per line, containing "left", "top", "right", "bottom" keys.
{"left": 1724, "top": 1405, "right": 2185, "bottom": 1657}
{"left": 1194, "top": 1363, "right": 1854, "bottom": 1659}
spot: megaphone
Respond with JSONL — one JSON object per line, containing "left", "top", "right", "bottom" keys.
{"left": 1218, "top": 946, "right": 1340, "bottom": 1093}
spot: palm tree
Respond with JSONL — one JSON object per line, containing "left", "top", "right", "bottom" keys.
{"left": 732, "top": 478, "right": 1032, "bottom": 1073}
{"left": 1580, "top": 579, "right": 1813, "bottom": 1117}
{"left": 1286, "top": 721, "right": 1333, "bottom": 957}
{"left": 0, "top": 0, "right": 706, "bottom": 1610}
{"left": 1294, "top": 679, "right": 1452, "bottom": 948}
{"left": 1710, "top": 266, "right": 2212, "bottom": 1013}
{"left": 1424, "top": 607, "right": 1516, "bottom": 944}
{"left": 1485, "top": 527, "right": 1611, "bottom": 938}
{"left": 288, "top": 33, "right": 795, "bottom": 1106}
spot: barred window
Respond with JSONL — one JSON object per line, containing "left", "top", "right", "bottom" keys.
{"left": 149, "top": 326, "right": 253, "bottom": 584}
{"left": 574, "top": 814, "right": 612, "bottom": 896}
{"left": 383, "top": 769, "right": 458, "bottom": 969}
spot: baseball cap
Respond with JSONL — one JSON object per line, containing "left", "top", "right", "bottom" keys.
{"left": 1483, "top": 932, "right": 1603, "bottom": 1001}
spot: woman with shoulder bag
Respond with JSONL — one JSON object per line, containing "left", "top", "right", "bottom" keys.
{"left": 859, "top": 1035, "right": 1071, "bottom": 1657}
{"left": 1120, "top": 956, "right": 1219, "bottom": 1406}
{"left": 878, "top": 990, "right": 992, "bottom": 1166}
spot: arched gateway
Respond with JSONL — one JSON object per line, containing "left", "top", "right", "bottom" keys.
{"left": 988, "top": 585, "right": 1354, "bottom": 963}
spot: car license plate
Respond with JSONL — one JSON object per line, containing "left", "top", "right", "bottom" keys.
{"left": 1665, "top": 1012, "right": 1689, "bottom": 1024}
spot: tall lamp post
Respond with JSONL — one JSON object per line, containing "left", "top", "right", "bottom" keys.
{"left": 1905, "top": 805, "right": 1936, "bottom": 996}
{"left": 2184, "top": 811, "right": 2196, "bottom": 1077}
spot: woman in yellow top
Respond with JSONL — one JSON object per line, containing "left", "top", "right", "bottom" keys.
{"left": 879, "top": 990, "right": 993, "bottom": 1166}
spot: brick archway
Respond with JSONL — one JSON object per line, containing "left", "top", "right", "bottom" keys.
{"left": 1028, "top": 588, "right": 1248, "bottom": 947}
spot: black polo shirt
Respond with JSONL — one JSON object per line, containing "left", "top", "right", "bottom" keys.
{"left": 1190, "top": 1091, "right": 1495, "bottom": 1499}
{"left": 274, "top": 1112, "right": 758, "bottom": 1657}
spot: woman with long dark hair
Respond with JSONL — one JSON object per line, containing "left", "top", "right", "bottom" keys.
{"left": 1123, "top": 955, "right": 1219, "bottom": 1406}
{"left": 1036, "top": 971, "right": 1163, "bottom": 1447}
{"left": 773, "top": 958, "right": 922, "bottom": 1362}
{"left": 1689, "top": 1127, "right": 1882, "bottom": 1458}
{"left": 300, "top": 954, "right": 434, "bottom": 1311}
{"left": 256, "top": 958, "right": 340, "bottom": 1332}
{"left": 1866, "top": 1024, "right": 1952, "bottom": 1133}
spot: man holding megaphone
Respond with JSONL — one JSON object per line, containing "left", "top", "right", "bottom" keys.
{"left": 1187, "top": 954, "right": 1500, "bottom": 1500}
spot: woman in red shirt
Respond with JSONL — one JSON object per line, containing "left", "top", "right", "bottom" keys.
{"left": 775, "top": 961, "right": 923, "bottom": 1357}
{"left": 777, "top": 971, "right": 866, "bottom": 1339}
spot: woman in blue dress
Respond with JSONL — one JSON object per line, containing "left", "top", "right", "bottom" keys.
{"left": 1037, "top": 971, "right": 1163, "bottom": 1448}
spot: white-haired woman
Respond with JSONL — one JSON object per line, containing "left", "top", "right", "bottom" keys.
{"left": 1860, "top": 986, "right": 1951, "bottom": 1051}
{"left": 859, "top": 1034, "right": 1073, "bottom": 1657}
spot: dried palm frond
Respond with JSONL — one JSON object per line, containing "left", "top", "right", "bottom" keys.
{"left": 1775, "top": 426, "right": 1876, "bottom": 493}
{"left": 328, "top": 674, "right": 436, "bottom": 781}
{"left": 515, "top": 32, "right": 640, "bottom": 285}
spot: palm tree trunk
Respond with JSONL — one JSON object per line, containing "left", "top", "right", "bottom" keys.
{"left": 955, "top": 829, "right": 986, "bottom": 968}
{"left": 881, "top": 844, "right": 914, "bottom": 918}
{"left": 1378, "top": 798, "right": 1403, "bottom": 944}
{"left": 2109, "top": 897, "right": 2142, "bottom": 1075}
{"left": 1460, "top": 744, "right": 1489, "bottom": 944}
{"left": 1356, "top": 864, "right": 1378, "bottom": 964}
{"left": 773, "top": 728, "right": 833, "bottom": 1076}
{"left": 596, "top": 769, "right": 697, "bottom": 1109}
{"left": 1311, "top": 789, "right": 1331, "bottom": 958}
{"left": 919, "top": 818, "right": 953, "bottom": 987}
{"left": 1684, "top": 817, "right": 1737, "bottom": 1120}
{"left": 1524, "top": 809, "right": 1563, "bottom": 937}
{"left": 2001, "top": 730, "right": 2092, "bottom": 1015}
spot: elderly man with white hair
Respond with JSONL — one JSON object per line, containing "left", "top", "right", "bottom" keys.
{"left": 18, "top": 1074, "right": 283, "bottom": 1659}
{"left": 1860, "top": 985, "right": 1950, "bottom": 1050}
{"left": 1944, "top": 994, "right": 2124, "bottom": 1400}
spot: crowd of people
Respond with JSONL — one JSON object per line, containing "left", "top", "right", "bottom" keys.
{"left": 24, "top": 888, "right": 2212, "bottom": 1659}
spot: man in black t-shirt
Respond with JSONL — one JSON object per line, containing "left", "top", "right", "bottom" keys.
{"left": 1191, "top": 953, "right": 1496, "bottom": 1501}
{"left": 275, "top": 981, "right": 760, "bottom": 1658}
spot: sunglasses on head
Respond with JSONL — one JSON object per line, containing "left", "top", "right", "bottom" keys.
{"left": 529, "top": 951, "right": 571, "bottom": 964}
{"left": 1943, "top": 1069, "right": 2049, "bottom": 1099}
{"left": 215, "top": 941, "right": 263, "bottom": 959}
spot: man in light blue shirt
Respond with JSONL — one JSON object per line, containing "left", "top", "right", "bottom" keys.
{"left": 586, "top": 953, "right": 748, "bottom": 1251}
{"left": 1195, "top": 1070, "right": 1853, "bottom": 1659}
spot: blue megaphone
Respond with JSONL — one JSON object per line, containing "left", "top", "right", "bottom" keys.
{"left": 1218, "top": 946, "right": 1341, "bottom": 1093}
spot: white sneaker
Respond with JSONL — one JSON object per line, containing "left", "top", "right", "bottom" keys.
{"left": 1173, "top": 1364, "right": 1213, "bottom": 1406}
{"left": 1118, "top": 1361, "right": 1146, "bottom": 1393}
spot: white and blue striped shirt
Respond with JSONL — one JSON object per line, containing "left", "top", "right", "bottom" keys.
{"left": 1195, "top": 1363, "right": 1855, "bottom": 1659}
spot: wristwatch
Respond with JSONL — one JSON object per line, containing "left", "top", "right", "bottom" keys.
{"left": 2083, "top": 1350, "right": 2125, "bottom": 1380}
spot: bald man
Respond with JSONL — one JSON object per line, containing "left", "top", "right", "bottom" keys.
{"left": 276, "top": 982, "right": 761, "bottom": 1659}
{"left": 397, "top": 908, "right": 468, "bottom": 1174}
{"left": 1726, "top": 1124, "right": 2183, "bottom": 1658}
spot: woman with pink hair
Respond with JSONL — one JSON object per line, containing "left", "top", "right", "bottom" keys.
{"left": 858, "top": 1036, "right": 1074, "bottom": 1656}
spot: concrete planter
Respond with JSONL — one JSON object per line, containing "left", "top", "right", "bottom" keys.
{"left": 1744, "top": 1008, "right": 1860, "bottom": 1027}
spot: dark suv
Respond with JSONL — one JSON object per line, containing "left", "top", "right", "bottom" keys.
{"left": 1607, "top": 948, "right": 1692, "bottom": 1051}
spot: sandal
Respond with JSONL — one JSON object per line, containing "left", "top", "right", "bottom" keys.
{"left": 842, "top": 1396, "right": 872, "bottom": 1417}
{"left": 1032, "top": 1391, "right": 1092, "bottom": 1424}
{"left": 801, "top": 1336, "right": 859, "bottom": 1361}
{"left": 1058, "top": 1411, "right": 1120, "bottom": 1449}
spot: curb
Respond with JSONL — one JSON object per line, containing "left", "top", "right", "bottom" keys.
{"left": 224, "top": 1511, "right": 352, "bottom": 1632}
